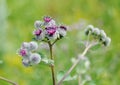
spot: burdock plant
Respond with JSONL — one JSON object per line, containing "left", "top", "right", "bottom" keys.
{"left": 18, "top": 16, "right": 67, "bottom": 85}
{"left": 16, "top": 16, "right": 111, "bottom": 85}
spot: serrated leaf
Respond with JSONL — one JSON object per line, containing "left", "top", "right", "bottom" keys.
{"left": 57, "top": 71, "right": 77, "bottom": 82}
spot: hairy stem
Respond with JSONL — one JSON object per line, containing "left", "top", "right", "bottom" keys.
{"left": 0, "top": 76, "right": 18, "bottom": 85}
{"left": 48, "top": 42, "right": 56, "bottom": 85}
{"left": 57, "top": 43, "right": 93, "bottom": 85}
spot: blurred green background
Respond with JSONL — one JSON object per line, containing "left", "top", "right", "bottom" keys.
{"left": 0, "top": 0, "right": 120, "bottom": 85}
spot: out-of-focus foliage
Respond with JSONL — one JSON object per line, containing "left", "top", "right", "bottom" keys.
{"left": 0, "top": 0, "right": 120, "bottom": 85}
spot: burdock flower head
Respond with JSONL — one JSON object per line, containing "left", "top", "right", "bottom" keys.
{"left": 18, "top": 41, "right": 41, "bottom": 67}
{"left": 33, "top": 16, "right": 67, "bottom": 41}
{"left": 18, "top": 16, "right": 67, "bottom": 67}
{"left": 45, "top": 26, "right": 59, "bottom": 40}
{"left": 43, "top": 16, "right": 52, "bottom": 23}
{"left": 30, "top": 53, "right": 41, "bottom": 65}
{"left": 58, "top": 25, "right": 67, "bottom": 38}
{"left": 33, "top": 28, "right": 45, "bottom": 40}
{"left": 34, "top": 20, "right": 43, "bottom": 29}
{"left": 19, "top": 48, "right": 28, "bottom": 57}
{"left": 44, "top": 16, "right": 56, "bottom": 27}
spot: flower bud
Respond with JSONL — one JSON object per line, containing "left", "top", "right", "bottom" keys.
{"left": 34, "top": 20, "right": 43, "bottom": 29}
{"left": 22, "top": 42, "right": 30, "bottom": 49}
{"left": 100, "top": 30, "right": 106, "bottom": 38}
{"left": 47, "top": 19, "right": 56, "bottom": 27}
{"left": 33, "top": 29, "right": 42, "bottom": 36}
{"left": 30, "top": 53, "right": 41, "bottom": 65}
{"left": 92, "top": 28, "right": 100, "bottom": 36}
{"left": 33, "top": 29, "right": 45, "bottom": 40}
{"left": 19, "top": 48, "right": 28, "bottom": 56}
{"left": 103, "top": 37, "right": 111, "bottom": 46}
{"left": 43, "top": 16, "right": 52, "bottom": 23}
{"left": 58, "top": 26, "right": 67, "bottom": 38}
{"left": 85, "top": 25, "right": 94, "bottom": 35}
{"left": 29, "top": 41, "right": 38, "bottom": 51}
{"left": 22, "top": 59, "right": 30, "bottom": 67}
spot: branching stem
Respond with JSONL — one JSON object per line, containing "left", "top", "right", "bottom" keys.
{"left": 0, "top": 76, "right": 18, "bottom": 85}
{"left": 57, "top": 43, "right": 95, "bottom": 85}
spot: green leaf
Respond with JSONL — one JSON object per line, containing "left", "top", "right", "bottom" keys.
{"left": 57, "top": 71, "right": 77, "bottom": 82}
{"left": 37, "top": 52, "right": 46, "bottom": 58}
{"left": 41, "top": 58, "right": 54, "bottom": 66}
{"left": 90, "top": 43, "right": 101, "bottom": 50}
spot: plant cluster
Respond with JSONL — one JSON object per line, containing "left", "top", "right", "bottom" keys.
{"left": 0, "top": 16, "right": 111, "bottom": 85}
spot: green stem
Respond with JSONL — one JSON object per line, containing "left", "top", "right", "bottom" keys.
{"left": 48, "top": 42, "right": 56, "bottom": 85}
{"left": 78, "top": 74, "right": 81, "bottom": 85}
{"left": 57, "top": 43, "right": 94, "bottom": 85}
{"left": 0, "top": 76, "right": 18, "bottom": 85}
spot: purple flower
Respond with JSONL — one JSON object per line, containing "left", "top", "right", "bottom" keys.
{"left": 45, "top": 27, "right": 56, "bottom": 36}
{"left": 43, "top": 16, "right": 52, "bottom": 22}
{"left": 19, "top": 49, "right": 27, "bottom": 56}
{"left": 45, "top": 26, "right": 59, "bottom": 40}
{"left": 33, "top": 29, "right": 42, "bottom": 36}
{"left": 33, "top": 29, "right": 45, "bottom": 40}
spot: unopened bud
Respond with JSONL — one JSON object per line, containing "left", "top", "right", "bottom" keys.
{"left": 30, "top": 53, "right": 41, "bottom": 65}
{"left": 85, "top": 25, "right": 94, "bottom": 35}
{"left": 29, "top": 41, "right": 38, "bottom": 51}
{"left": 103, "top": 37, "right": 111, "bottom": 46}
{"left": 34, "top": 20, "right": 43, "bottom": 29}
